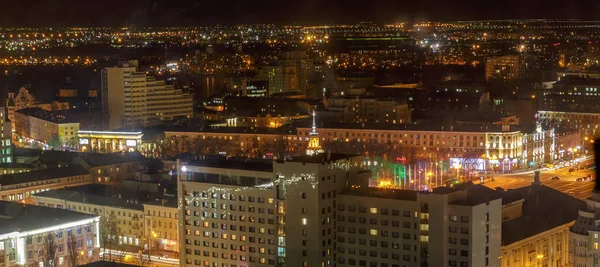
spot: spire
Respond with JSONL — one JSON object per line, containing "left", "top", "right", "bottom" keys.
{"left": 311, "top": 109, "right": 317, "bottom": 134}
{"left": 306, "top": 106, "right": 324, "bottom": 156}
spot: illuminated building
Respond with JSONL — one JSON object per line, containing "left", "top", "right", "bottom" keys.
{"left": 501, "top": 183, "right": 584, "bottom": 267}
{"left": 0, "top": 106, "right": 12, "bottom": 164}
{"left": 542, "top": 76, "right": 600, "bottom": 112}
{"left": 244, "top": 81, "right": 269, "bottom": 97}
{"left": 257, "top": 52, "right": 310, "bottom": 95}
{"left": 326, "top": 97, "right": 411, "bottom": 124}
{"left": 338, "top": 184, "right": 502, "bottom": 267}
{"left": 0, "top": 164, "right": 92, "bottom": 203}
{"left": 538, "top": 110, "right": 600, "bottom": 140}
{"left": 144, "top": 202, "right": 179, "bottom": 253}
{"left": 569, "top": 191, "right": 600, "bottom": 266}
{"left": 485, "top": 55, "right": 520, "bottom": 81}
{"left": 77, "top": 130, "right": 143, "bottom": 153}
{"left": 0, "top": 201, "right": 101, "bottom": 267}
{"left": 177, "top": 154, "right": 364, "bottom": 267}
{"left": 14, "top": 108, "right": 80, "bottom": 149}
{"left": 165, "top": 122, "right": 557, "bottom": 171}
{"left": 306, "top": 108, "right": 324, "bottom": 156}
{"left": 177, "top": 156, "right": 504, "bottom": 267}
{"left": 101, "top": 60, "right": 194, "bottom": 130}
{"left": 34, "top": 184, "right": 171, "bottom": 250}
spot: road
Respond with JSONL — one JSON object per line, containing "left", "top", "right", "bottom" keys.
{"left": 101, "top": 249, "right": 179, "bottom": 267}
{"left": 479, "top": 158, "right": 596, "bottom": 200}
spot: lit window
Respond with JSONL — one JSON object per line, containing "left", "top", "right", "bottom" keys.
{"left": 370, "top": 229, "right": 377, "bottom": 236}
{"left": 302, "top": 218, "right": 307, "bottom": 225}
{"left": 370, "top": 208, "right": 377, "bottom": 214}
{"left": 595, "top": 243, "right": 599, "bottom": 250}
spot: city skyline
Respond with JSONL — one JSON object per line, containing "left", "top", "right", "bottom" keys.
{"left": 1, "top": 0, "right": 599, "bottom": 26}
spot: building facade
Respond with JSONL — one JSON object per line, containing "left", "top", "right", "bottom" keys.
{"left": 0, "top": 164, "right": 92, "bottom": 203}
{"left": 0, "top": 201, "right": 101, "bottom": 267}
{"left": 485, "top": 55, "right": 520, "bottom": 81}
{"left": 143, "top": 203, "right": 179, "bottom": 253}
{"left": 177, "top": 154, "right": 503, "bottom": 267}
{"left": 14, "top": 108, "right": 80, "bottom": 149}
{"left": 77, "top": 130, "right": 143, "bottom": 153}
{"left": 101, "top": 60, "right": 194, "bottom": 130}
{"left": 0, "top": 106, "right": 13, "bottom": 164}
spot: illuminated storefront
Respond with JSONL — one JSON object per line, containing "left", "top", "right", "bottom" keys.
{"left": 77, "top": 130, "right": 143, "bottom": 153}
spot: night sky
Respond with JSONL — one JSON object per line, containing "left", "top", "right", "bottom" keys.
{"left": 2, "top": 0, "right": 600, "bottom": 26}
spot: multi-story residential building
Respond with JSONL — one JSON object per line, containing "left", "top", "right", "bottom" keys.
{"left": 166, "top": 122, "right": 556, "bottom": 171}
{"left": 500, "top": 181, "right": 585, "bottom": 267}
{"left": 522, "top": 124, "right": 556, "bottom": 166}
{"left": 101, "top": 60, "right": 194, "bottom": 130}
{"left": 538, "top": 110, "right": 600, "bottom": 140}
{"left": 143, "top": 201, "right": 179, "bottom": 252}
{"left": 14, "top": 108, "right": 80, "bottom": 149}
{"left": 257, "top": 52, "right": 310, "bottom": 96}
{"left": 0, "top": 201, "right": 101, "bottom": 267}
{"left": 485, "top": 55, "right": 520, "bottom": 81}
{"left": 34, "top": 185, "right": 148, "bottom": 249}
{"left": 569, "top": 190, "right": 600, "bottom": 267}
{"left": 177, "top": 154, "right": 504, "bottom": 267}
{"left": 177, "top": 154, "right": 363, "bottom": 267}
{"left": 541, "top": 76, "right": 600, "bottom": 112}
{"left": 326, "top": 97, "right": 411, "bottom": 124}
{"left": 5, "top": 87, "right": 70, "bottom": 130}
{"left": 0, "top": 106, "right": 13, "bottom": 164}
{"left": 0, "top": 164, "right": 92, "bottom": 203}
{"left": 338, "top": 185, "right": 502, "bottom": 267}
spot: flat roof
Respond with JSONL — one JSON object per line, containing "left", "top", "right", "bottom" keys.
{"left": 34, "top": 184, "right": 171, "bottom": 211}
{"left": 184, "top": 157, "right": 274, "bottom": 172}
{"left": 285, "top": 153, "right": 359, "bottom": 164}
{"left": 16, "top": 108, "right": 79, "bottom": 124}
{"left": 501, "top": 184, "right": 586, "bottom": 246}
{"left": 0, "top": 201, "right": 98, "bottom": 235}
{"left": 0, "top": 164, "right": 89, "bottom": 186}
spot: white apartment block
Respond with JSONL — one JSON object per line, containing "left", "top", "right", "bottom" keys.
{"left": 177, "top": 154, "right": 503, "bottom": 267}
{"left": 0, "top": 201, "right": 101, "bottom": 267}
{"left": 101, "top": 60, "right": 193, "bottom": 130}
{"left": 337, "top": 186, "right": 502, "bottom": 267}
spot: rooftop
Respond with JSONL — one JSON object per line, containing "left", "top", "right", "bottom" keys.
{"left": 501, "top": 184, "right": 586, "bottom": 246}
{"left": 80, "top": 261, "right": 140, "bottom": 267}
{"left": 340, "top": 187, "right": 419, "bottom": 201}
{"left": 341, "top": 183, "right": 502, "bottom": 206}
{"left": 183, "top": 156, "right": 274, "bottom": 172}
{"left": 285, "top": 153, "right": 359, "bottom": 164}
{"left": 0, "top": 164, "right": 89, "bottom": 186}
{"left": 294, "top": 120, "right": 521, "bottom": 133}
{"left": 34, "top": 184, "right": 172, "bottom": 211}
{"left": 0, "top": 201, "right": 97, "bottom": 235}
{"left": 16, "top": 108, "right": 79, "bottom": 124}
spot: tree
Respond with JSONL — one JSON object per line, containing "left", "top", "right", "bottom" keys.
{"left": 67, "top": 230, "right": 78, "bottom": 267}
{"left": 100, "top": 213, "right": 118, "bottom": 261}
{"left": 43, "top": 233, "right": 57, "bottom": 267}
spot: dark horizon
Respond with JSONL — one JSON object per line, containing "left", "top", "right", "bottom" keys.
{"left": 2, "top": 0, "right": 600, "bottom": 27}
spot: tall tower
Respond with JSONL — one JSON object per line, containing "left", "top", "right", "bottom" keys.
{"left": 306, "top": 106, "right": 324, "bottom": 156}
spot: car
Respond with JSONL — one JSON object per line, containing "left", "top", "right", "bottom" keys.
{"left": 551, "top": 176, "right": 560, "bottom": 180}
{"left": 576, "top": 178, "right": 584, "bottom": 182}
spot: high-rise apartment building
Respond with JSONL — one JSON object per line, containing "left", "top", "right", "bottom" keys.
{"left": 485, "top": 55, "right": 520, "bottom": 81}
{"left": 101, "top": 60, "right": 194, "bottom": 130}
{"left": 258, "top": 52, "right": 310, "bottom": 96}
{"left": 0, "top": 106, "right": 12, "bottom": 164}
{"left": 177, "top": 154, "right": 503, "bottom": 267}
